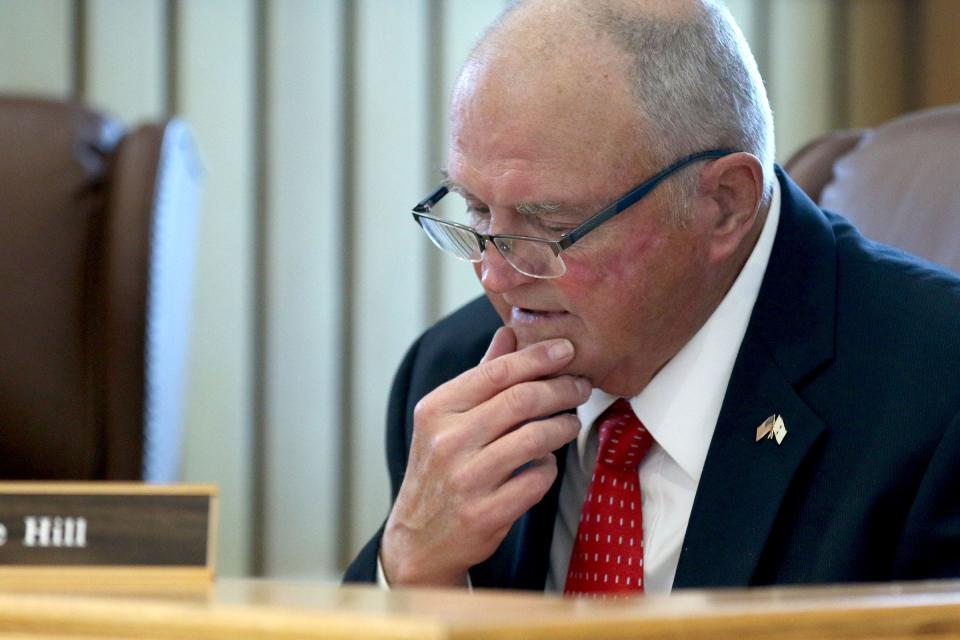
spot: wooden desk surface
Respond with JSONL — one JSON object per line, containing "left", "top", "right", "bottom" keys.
{"left": 0, "top": 578, "right": 959, "bottom": 639}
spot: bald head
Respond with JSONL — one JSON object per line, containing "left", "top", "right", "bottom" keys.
{"left": 451, "top": 0, "right": 774, "bottom": 219}
{"left": 479, "top": 0, "right": 706, "bottom": 52}
{"left": 451, "top": 10, "right": 640, "bottom": 175}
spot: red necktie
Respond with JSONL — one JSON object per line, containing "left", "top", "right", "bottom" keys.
{"left": 564, "top": 399, "right": 653, "bottom": 597}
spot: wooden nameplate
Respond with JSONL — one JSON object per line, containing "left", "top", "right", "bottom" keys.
{"left": 0, "top": 482, "right": 217, "bottom": 590}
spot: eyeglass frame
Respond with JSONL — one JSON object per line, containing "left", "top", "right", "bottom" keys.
{"left": 411, "top": 147, "right": 738, "bottom": 278}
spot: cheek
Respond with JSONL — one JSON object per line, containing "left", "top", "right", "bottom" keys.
{"left": 560, "top": 233, "right": 657, "bottom": 295}
{"left": 560, "top": 258, "right": 607, "bottom": 289}
{"left": 555, "top": 256, "right": 642, "bottom": 335}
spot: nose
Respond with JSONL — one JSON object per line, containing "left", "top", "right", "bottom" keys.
{"left": 478, "top": 242, "right": 532, "bottom": 293}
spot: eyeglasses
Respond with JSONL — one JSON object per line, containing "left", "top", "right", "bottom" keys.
{"left": 411, "top": 148, "right": 737, "bottom": 279}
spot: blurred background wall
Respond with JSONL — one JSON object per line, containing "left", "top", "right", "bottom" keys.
{"left": 0, "top": 0, "right": 958, "bottom": 579}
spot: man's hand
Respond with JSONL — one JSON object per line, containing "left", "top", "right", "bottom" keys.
{"left": 380, "top": 327, "right": 590, "bottom": 587}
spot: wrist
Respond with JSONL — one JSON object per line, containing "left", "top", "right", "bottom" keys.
{"left": 381, "top": 523, "right": 469, "bottom": 587}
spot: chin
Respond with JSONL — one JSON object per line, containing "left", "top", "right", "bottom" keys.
{"left": 510, "top": 324, "right": 566, "bottom": 351}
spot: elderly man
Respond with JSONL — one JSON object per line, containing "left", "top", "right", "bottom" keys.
{"left": 345, "top": 0, "right": 960, "bottom": 594}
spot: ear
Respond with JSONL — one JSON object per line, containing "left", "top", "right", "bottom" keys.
{"left": 696, "top": 152, "right": 764, "bottom": 262}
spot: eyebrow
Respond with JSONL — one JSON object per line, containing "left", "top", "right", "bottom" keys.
{"left": 439, "top": 169, "right": 471, "bottom": 198}
{"left": 438, "top": 169, "right": 572, "bottom": 218}
{"left": 516, "top": 200, "right": 563, "bottom": 217}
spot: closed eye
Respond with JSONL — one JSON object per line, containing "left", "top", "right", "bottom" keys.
{"left": 466, "top": 203, "right": 492, "bottom": 231}
{"left": 526, "top": 216, "right": 576, "bottom": 237}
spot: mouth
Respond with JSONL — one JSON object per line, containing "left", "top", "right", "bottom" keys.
{"left": 511, "top": 307, "right": 570, "bottom": 324}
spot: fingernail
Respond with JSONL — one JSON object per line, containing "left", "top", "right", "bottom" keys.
{"left": 547, "top": 339, "right": 574, "bottom": 361}
{"left": 575, "top": 377, "right": 591, "bottom": 395}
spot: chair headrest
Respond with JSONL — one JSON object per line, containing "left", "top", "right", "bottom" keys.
{"left": 820, "top": 104, "right": 960, "bottom": 272}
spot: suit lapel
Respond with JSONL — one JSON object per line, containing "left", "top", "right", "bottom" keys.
{"left": 674, "top": 169, "right": 837, "bottom": 588}
{"left": 672, "top": 332, "right": 829, "bottom": 587}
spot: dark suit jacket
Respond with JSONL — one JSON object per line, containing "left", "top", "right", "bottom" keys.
{"left": 344, "top": 168, "right": 960, "bottom": 589}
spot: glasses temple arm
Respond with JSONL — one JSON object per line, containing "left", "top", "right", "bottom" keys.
{"left": 560, "top": 148, "right": 738, "bottom": 247}
{"left": 414, "top": 185, "right": 449, "bottom": 213}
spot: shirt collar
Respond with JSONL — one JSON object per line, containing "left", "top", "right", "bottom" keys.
{"left": 575, "top": 178, "right": 782, "bottom": 481}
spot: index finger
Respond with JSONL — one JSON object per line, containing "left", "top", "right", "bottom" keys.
{"left": 433, "top": 336, "right": 576, "bottom": 412}
{"left": 481, "top": 327, "right": 517, "bottom": 364}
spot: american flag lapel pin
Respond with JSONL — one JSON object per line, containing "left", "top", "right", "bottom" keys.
{"left": 772, "top": 415, "right": 787, "bottom": 444}
{"left": 756, "top": 414, "right": 786, "bottom": 444}
{"left": 755, "top": 414, "right": 776, "bottom": 442}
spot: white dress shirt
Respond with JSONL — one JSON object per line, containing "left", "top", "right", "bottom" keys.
{"left": 544, "top": 180, "right": 781, "bottom": 593}
{"left": 380, "top": 181, "right": 781, "bottom": 591}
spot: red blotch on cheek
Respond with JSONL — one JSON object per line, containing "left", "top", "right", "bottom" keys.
{"left": 563, "top": 233, "right": 656, "bottom": 285}
{"left": 561, "top": 258, "right": 606, "bottom": 284}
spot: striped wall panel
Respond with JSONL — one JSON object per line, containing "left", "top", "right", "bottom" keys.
{"left": 83, "top": 0, "right": 167, "bottom": 122}
{"left": 0, "top": 0, "right": 74, "bottom": 95}
{"left": 260, "top": 0, "right": 346, "bottom": 578}
{"left": 174, "top": 0, "right": 258, "bottom": 577}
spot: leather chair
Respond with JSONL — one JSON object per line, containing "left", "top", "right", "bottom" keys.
{"left": 784, "top": 104, "right": 960, "bottom": 273}
{"left": 0, "top": 96, "right": 202, "bottom": 481}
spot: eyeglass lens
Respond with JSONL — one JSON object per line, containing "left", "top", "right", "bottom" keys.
{"left": 418, "top": 217, "right": 482, "bottom": 261}
{"left": 497, "top": 238, "right": 565, "bottom": 277}
{"left": 416, "top": 216, "right": 565, "bottom": 278}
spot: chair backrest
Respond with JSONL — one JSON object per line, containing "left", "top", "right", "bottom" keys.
{"left": 0, "top": 96, "right": 201, "bottom": 481}
{"left": 784, "top": 104, "right": 960, "bottom": 273}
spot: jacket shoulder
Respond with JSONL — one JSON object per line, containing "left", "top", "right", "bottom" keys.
{"left": 406, "top": 296, "right": 503, "bottom": 395}
{"left": 830, "top": 212, "right": 960, "bottom": 346}
{"left": 823, "top": 212, "right": 960, "bottom": 427}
